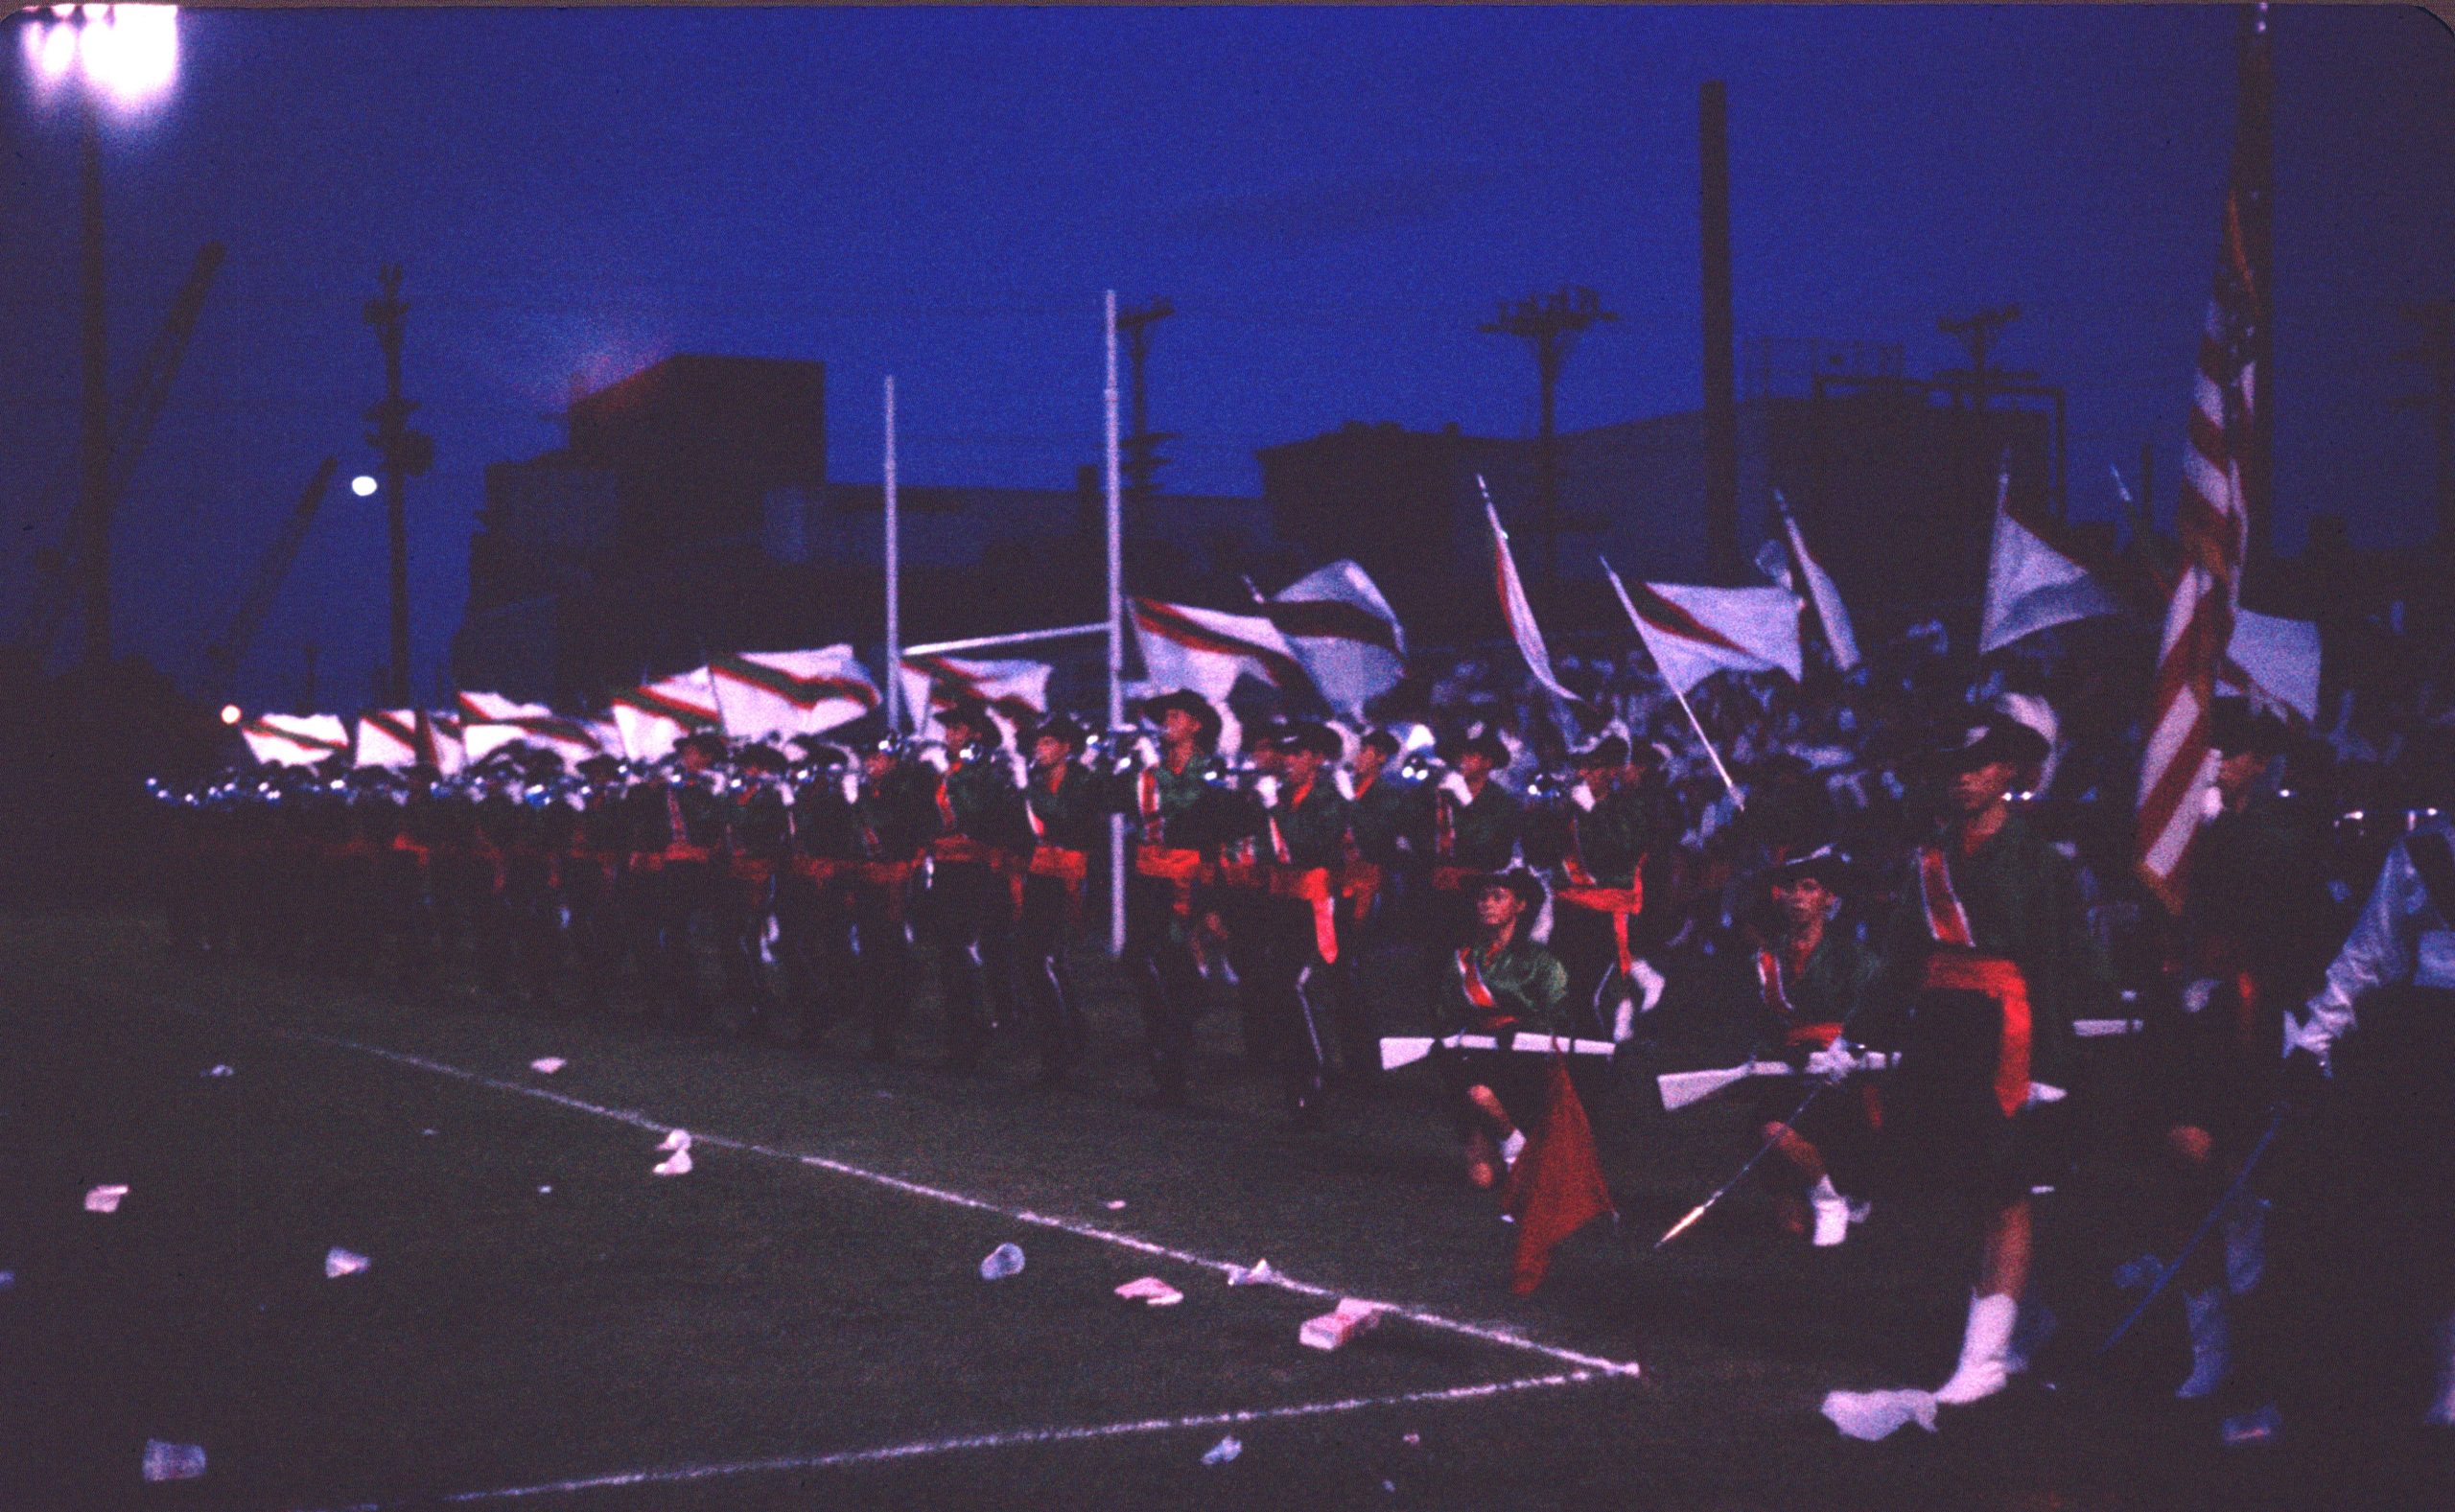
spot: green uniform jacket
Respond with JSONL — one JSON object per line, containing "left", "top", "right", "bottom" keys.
{"left": 2184, "top": 798, "right": 2336, "bottom": 994}
{"left": 1265, "top": 775, "right": 1350, "bottom": 871}
{"left": 726, "top": 783, "right": 794, "bottom": 861}
{"left": 1558, "top": 783, "right": 1654, "bottom": 888}
{"left": 1434, "top": 933, "right": 1573, "bottom": 1037}
{"left": 1730, "top": 926, "right": 1884, "bottom": 1061}
{"left": 790, "top": 777, "right": 863, "bottom": 862}
{"left": 1344, "top": 771, "right": 1417, "bottom": 867}
{"left": 1877, "top": 810, "right": 2109, "bottom": 1086}
{"left": 1425, "top": 779, "right": 1522, "bottom": 873}
{"left": 855, "top": 765, "right": 942, "bottom": 862}
{"left": 1111, "top": 756, "right": 1232, "bottom": 852}
{"left": 1024, "top": 763, "right": 1107, "bottom": 854}
{"left": 937, "top": 755, "right": 1030, "bottom": 852}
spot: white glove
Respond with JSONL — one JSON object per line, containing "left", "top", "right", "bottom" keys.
{"left": 1133, "top": 735, "right": 1161, "bottom": 769}
{"left": 1804, "top": 1042, "right": 1860, "bottom": 1083}
{"left": 839, "top": 772, "right": 859, "bottom": 806}
{"left": 1253, "top": 774, "right": 1281, "bottom": 808}
{"left": 1333, "top": 768, "right": 1356, "bottom": 802}
{"left": 1611, "top": 999, "right": 1636, "bottom": 1044}
{"left": 1570, "top": 781, "right": 1597, "bottom": 812}
{"left": 2283, "top": 1010, "right": 2335, "bottom": 1068}
{"left": 2026, "top": 1081, "right": 2069, "bottom": 1106}
{"left": 1630, "top": 957, "right": 1667, "bottom": 1014}
{"left": 2180, "top": 977, "right": 2220, "bottom": 1016}
{"left": 1439, "top": 771, "right": 1473, "bottom": 805}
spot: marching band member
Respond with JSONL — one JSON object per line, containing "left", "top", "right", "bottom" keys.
{"left": 1548, "top": 734, "right": 1662, "bottom": 1043}
{"left": 1329, "top": 728, "right": 1414, "bottom": 1085}
{"left": 621, "top": 732, "right": 730, "bottom": 1024}
{"left": 1253, "top": 721, "right": 1351, "bottom": 1127}
{"left": 845, "top": 733, "right": 938, "bottom": 1061}
{"left": 1018, "top": 716, "right": 1102, "bottom": 1084}
{"left": 1875, "top": 715, "right": 2110, "bottom": 1406}
{"left": 923, "top": 701, "right": 1031, "bottom": 1071}
{"left": 1112, "top": 690, "right": 1231, "bottom": 1107}
{"left": 1432, "top": 868, "right": 1570, "bottom": 1189}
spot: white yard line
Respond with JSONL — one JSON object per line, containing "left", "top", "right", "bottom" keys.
{"left": 293, "top": 1370, "right": 1600, "bottom": 1511}
{"left": 161, "top": 999, "right": 1645, "bottom": 1382}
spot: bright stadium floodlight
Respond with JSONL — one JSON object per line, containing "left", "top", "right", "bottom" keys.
{"left": 17, "top": 5, "right": 177, "bottom": 110}
{"left": 219, "top": 703, "right": 241, "bottom": 726}
{"left": 351, "top": 474, "right": 379, "bottom": 498}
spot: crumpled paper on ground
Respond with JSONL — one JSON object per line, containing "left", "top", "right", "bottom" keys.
{"left": 142, "top": 1441, "right": 206, "bottom": 1482}
{"left": 1114, "top": 1276, "right": 1183, "bottom": 1307}
{"left": 1226, "top": 1259, "right": 1274, "bottom": 1287}
{"left": 323, "top": 1247, "right": 370, "bottom": 1279}
{"left": 660, "top": 1129, "right": 690, "bottom": 1152}
{"left": 652, "top": 1148, "right": 692, "bottom": 1176}
{"left": 529, "top": 1058, "right": 566, "bottom": 1075}
{"left": 1820, "top": 1388, "right": 1939, "bottom": 1441}
{"left": 84, "top": 1184, "right": 129, "bottom": 1214}
{"left": 1201, "top": 1435, "right": 1242, "bottom": 1465}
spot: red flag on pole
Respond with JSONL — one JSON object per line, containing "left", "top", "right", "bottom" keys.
{"left": 1499, "top": 1056, "right": 1616, "bottom": 1294}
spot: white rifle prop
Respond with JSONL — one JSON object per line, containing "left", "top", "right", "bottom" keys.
{"left": 1656, "top": 1053, "right": 1900, "bottom": 1113}
{"left": 1379, "top": 1033, "right": 1620, "bottom": 1072}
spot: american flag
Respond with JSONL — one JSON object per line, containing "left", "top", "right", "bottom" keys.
{"left": 2138, "top": 7, "right": 2271, "bottom": 913}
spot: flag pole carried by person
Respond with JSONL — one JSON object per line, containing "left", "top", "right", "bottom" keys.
{"left": 1602, "top": 557, "right": 1743, "bottom": 810}
{"left": 1478, "top": 475, "right": 1580, "bottom": 707}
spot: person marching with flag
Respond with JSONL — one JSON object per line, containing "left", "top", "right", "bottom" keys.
{"left": 1251, "top": 720, "right": 1352, "bottom": 1128}
{"left": 1549, "top": 734, "right": 1665, "bottom": 1045}
{"left": 1725, "top": 847, "right": 1884, "bottom": 1247}
{"left": 1872, "top": 713, "right": 2112, "bottom": 1406}
{"left": 1422, "top": 729, "right": 1523, "bottom": 953}
{"left": 1017, "top": 716, "right": 1103, "bottom": 1084}
{"left": 1112, "top": 690, "right": 1234, "bottom": 1107}
{"left": 1433, "top": 868, "right": 1572, "bottom": 1190}
{"left": 923, "top": 700, "right": 1031, "bottom": 1071}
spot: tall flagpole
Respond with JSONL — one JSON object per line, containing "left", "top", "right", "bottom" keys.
{"left": 1105, "top": 291, "right": 1128, "bottom": 956}
{"left": 883, "top": 375, "right": 900, "bottom": 732}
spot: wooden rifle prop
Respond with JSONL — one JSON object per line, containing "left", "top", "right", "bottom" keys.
{"left": 1379, "top": 1032, "right": 1620, "bottom": 1071}
{"left": 1655, "top": 1051, "right": 1900, "bottom": 1113}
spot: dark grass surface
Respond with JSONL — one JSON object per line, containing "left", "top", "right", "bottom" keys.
{"left": 3, "top": 913, "right": 2450, "bottom": 1510}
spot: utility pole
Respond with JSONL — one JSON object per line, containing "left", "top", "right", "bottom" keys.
{"left": 2396, "top": 298, "right": 2455, "bottom": 549}
{"left": 1114, "top": 298, "right": 1175, "bottom": 540}
{"left": 1937, "top": 305, "right": 2037, "bottom": 414}
{"left": 363, "top": 266, "right": 433, "bottom": 709}
{"left": 1482, "top": 286, "right": 1618, "bottom": 589}
{"left": 1698, "top": 81, "right": 1742, "bottom": 585}
{"left": 77, "top": 92, "right": 111, "bottom": 669}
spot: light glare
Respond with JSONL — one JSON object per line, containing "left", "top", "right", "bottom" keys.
{"left": 18, "top": 5, "right": 177, "bottom": 108}
{"left": 351, "top": 474, "right": 379, "bottom": 498}
{"left": 219, "top": 704, "right": 242, "bottom": 726}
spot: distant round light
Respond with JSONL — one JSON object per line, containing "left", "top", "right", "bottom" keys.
{"left": 219, "top": 704, "right": 242, "bottom": 726}
{"left": 351, "top": 475, "right": 379, "bottom": 498}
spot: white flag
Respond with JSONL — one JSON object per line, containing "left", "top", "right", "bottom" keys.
{"left": 1265, "top": 560, "right": 1406, "bottom": 717}
{"left": 712, "top": 647, "right": 880, "bottom": 742}
{"left": 1481, "top": 483, "right": 1577, "bottom": 704}
{"left": 1131, "top": 598, "right": 1306, "bottom": 703}
{"left": 609, "top": 667, "right": 723, "bottom": 764}
{"left": 241, "top": 713, "right": 349, "bottom": 767}
{"left": 2224, "top": 610, "right": 2321, "bottom": 724}
{"left": 1610, "top": 571, "right": 1803, "bottom": 695}
{"left": 1979, "top": 471, "right": 2124, "bottom": 655}
{"left": 898, "top": 653, "right": 1051, "bottom": 740}
{"left": 1776, "top": 497, "right": 1860, "bottom": 673}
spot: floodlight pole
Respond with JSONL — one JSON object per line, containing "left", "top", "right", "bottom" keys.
{"left": 884, "top": 375, "right": 900, "bottom": 731}
{"left": 1106, "top": 291, "right": 1128, "bottom": 957}
{"left": 77, "top": 92, "right": 110, "bottom": 667}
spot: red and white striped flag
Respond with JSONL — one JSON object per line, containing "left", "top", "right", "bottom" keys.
{"left": 609, "top": 667, "right": 724, "bottom": 764}
{"left": 1979, "top": 460, "right": 2127, "bottom": 655}
{"left": 1775, "top": 495, "right": 1860, "bottom": 673}
{"left": 241, "top": 713, "right": 350, "bottom": 767}
{"left": 2139, "top": 12, "right": 2269, "bottom": 913}
{"left": 1131, "top": 598, "right": 1306, "bottom": 704}
{"left": 1263, "top": 560, "right": 1406, "bottom": 717}
{"left": 355, "top": 709, "right": 464, "bottom": 774}
{"left": 712, "top": 647, "right": 879, "bottom": 742}
{"left": 461, "top": 702, "right": 613, "bottom": 771}
{"left": 1481, "top": 484, "right": 1577, "bottom": 704}
{"left": 897, "top": 653, "right": 1051, "bottom": 741}
{"left": 1608, "top": 570, "right": 1803, "bottom": 696}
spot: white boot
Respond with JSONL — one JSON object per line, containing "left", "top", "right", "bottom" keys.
{"left": 2427, "top": 1311, "right": 2455, "bottom": 1428}
{"left": 1933, "top": 1291, "right": 2020, "bottom": 1405}
{"left": 2175, "top": 1287, "right": 2231, "bottom": 1400}
{"left": 1810, "top": 1175, "right": 1854, "bottom": 1248}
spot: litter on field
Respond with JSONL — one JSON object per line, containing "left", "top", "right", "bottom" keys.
{"left": 529, "top": 1058, "right": 566, "bottom": 1075}
{"left": 203, "top": 1064, "right": 235, "bottom": 1079}
{"left": 84, "top": 1184, "right": 129, "bottom": 1214}
{"left": 652, "top": 1148, "right": 692, "bottom": 1176}
{"left": 1201, "top": 1435, "right": 1242, "bottom": 1466}
{"left": 1113, "top": 1276, "right": 1183, "bottom": 1307}
{"left": 324, "top": 1247, "right": 370, "bottom": 1279}
{"left": 979, "top": 1242, "right": 1026, "bottom": 1280}
{"left": 1104, "top": 1199, "right": 1128, "bottom": 1210}
{"left": 142, "top": 1440, "right": 206, "bottom": 1482}
{"left": 1820, "top": 1389, "right": 1939, "bottom": 1442}
{"left": 1226, "top": 1258, "right": 1274, "bottom": 1287}
{"left": 1298, "top": 1298, "right": 1387, "bottom": 1352}
{"left": 660, "top": 1128, "right": 691, "bottom": 1152}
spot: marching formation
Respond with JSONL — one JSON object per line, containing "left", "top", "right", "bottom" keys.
{"left": 148, "top": 663, "right": 2455, "bottom": 1449}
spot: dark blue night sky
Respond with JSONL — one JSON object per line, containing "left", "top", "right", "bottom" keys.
{"left": 4, "top": 5, "right": 2451, "bottom": 709}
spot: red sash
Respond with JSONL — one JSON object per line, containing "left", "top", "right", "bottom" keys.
{"left": 1756, "top": 947, "right": 1842, "bottom": 1050}
{"left": 1920, "top": 953, "right": 2032, "bottom": 1120}
{"left": 789, "top": 855, "right": 839, "bottom": 886}
{"left": 1455, "top": 944, "right": 1517, "bottom": 1034}
{"left": 1268, "top": 864, "right": 1339, "bottom": 964}
{"left": 1555, "top": 878, "right": 1645, "bottom": 978}
{"left": 1137, "top": 766, "right": 1168, "bottom": 845}
{"left": 1915, "top": 846, "right": 1976, "bottom": 947}
{"left": 1430, "top": 865, "right": 1480, "bottom": 893}
{"left": 1134, "top": 846, "right": 1207, "bottom": 916}
{"left": 1335, "top": 860, "right": 1382, "bottom": 921}
{"left": 850, "top": 858, "right": 918, "bottom": 923}
{"left": 1435, "top": 788, "right": 1457, "bottom": 859}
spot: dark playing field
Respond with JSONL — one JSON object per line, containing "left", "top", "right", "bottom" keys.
{"left": 3, "top": 913, "right": 2444, "bottom": 1510}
